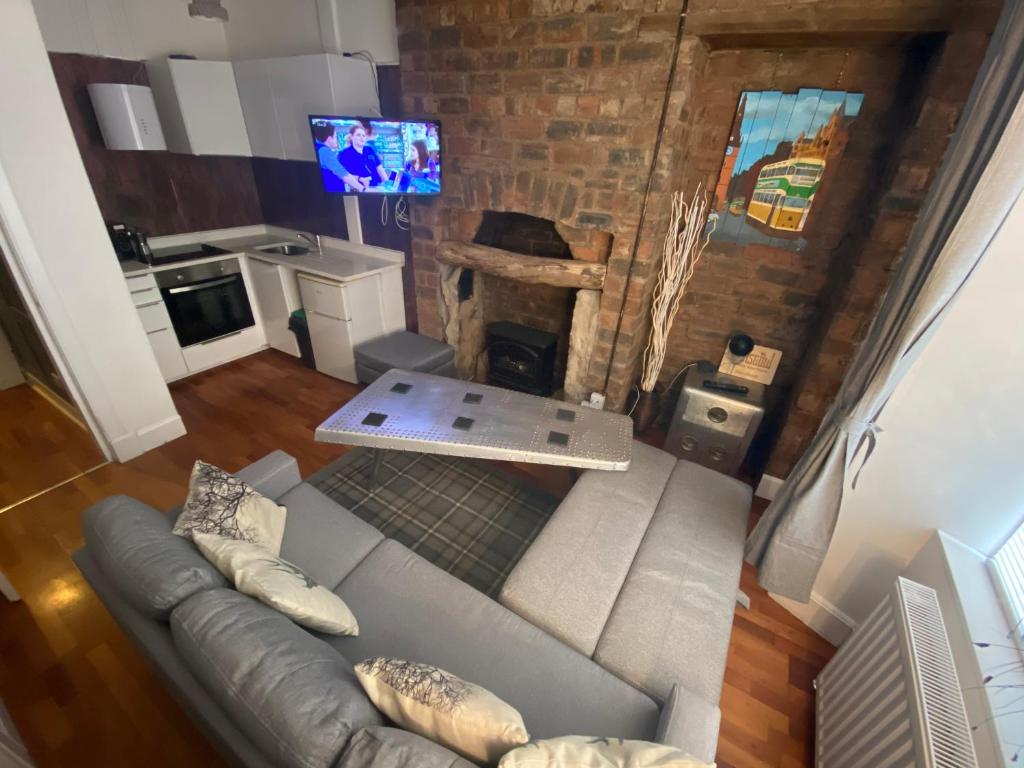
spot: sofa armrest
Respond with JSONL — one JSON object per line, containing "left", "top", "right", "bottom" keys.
{"left": 233, "top": 450, "right": 302, "bottom": 500}
{"left": 656, "top": 684, "right": 720, "bottom": 764}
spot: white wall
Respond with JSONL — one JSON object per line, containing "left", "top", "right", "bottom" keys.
{"left": 806, "top": 150, "right": 1024, "bottom": 630}
{"left": 31, "top": 0, "right": 230, "bottom": 60}
{"left": 0, "top": 0, "right": 185, "bottom": 461}
{"left": 222, "top": 0, "right": 323, "bottom": 60}
{"left": 31, "top": 0, "right": 399, "bottom": 65}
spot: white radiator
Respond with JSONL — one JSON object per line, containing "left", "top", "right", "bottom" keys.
{"left": 815, "top": 577, "right": 978, "bottom": 768}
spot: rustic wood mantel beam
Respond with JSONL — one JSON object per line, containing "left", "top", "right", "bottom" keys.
{"left": 437, "top": 241, "right": 606, "bottom": 290}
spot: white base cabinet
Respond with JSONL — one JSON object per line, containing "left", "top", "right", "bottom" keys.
{"left": 126, "top": 273, "right": 188, "bottom": 382}
{"left": 298, "top": 270, "right": 404, "bottom": 383}
{"left": 249, "top": 257, "right": 300, "bottom": 357}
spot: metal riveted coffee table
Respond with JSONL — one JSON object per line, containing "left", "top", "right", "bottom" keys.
{"left": 315, "top": 368, "right": 633, "bottom": 484}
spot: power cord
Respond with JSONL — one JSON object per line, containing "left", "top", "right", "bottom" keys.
{"left": 380, "top": 196, "right": 410, "bottom": 231}
{"left": 626, "top": 361, "right": 698, "bottom": 417}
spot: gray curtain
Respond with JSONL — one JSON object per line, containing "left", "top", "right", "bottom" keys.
{"left": 746, "top": 1, "right": 1024, "bottom": 602}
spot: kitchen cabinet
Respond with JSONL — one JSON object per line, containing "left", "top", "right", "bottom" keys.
{"left": 233, "top": 54, "right": 380, "bottom": 161}
{"left": 146, "top": 58, "right": 251, "bottom": 156}
{"left": 232, "top": 59, "right": 282, "bottom": 159}
{"left": 298, "top": 270, "right": 403, "bottom": 383}
{"left": 249, "top": 257, "right": 300, "bottom": 357}
{"left": 125, "top": 273, "right": 188, "bottom": 382}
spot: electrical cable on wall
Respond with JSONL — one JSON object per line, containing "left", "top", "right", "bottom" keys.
{"left": 379, "top": 196, "right": 410, "bottom": 231}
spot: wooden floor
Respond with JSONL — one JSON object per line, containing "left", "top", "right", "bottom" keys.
{"left": 0, "top": 384, "right": 106, "bottom": 509}
{"left": 0, "top": 350, "right": 833, "bottom": 767}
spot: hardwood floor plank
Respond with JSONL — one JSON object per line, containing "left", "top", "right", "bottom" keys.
{"left": 0, "top": 384, "right": 106, "bottom": 509}
{"left": 0, "top": 350, "right": 835, "bottom": 767}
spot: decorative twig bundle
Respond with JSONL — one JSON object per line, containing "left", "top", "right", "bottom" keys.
{"left": 640, "top": 185, "right": 715, "bottom": 392}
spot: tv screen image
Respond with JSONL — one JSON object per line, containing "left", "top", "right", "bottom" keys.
{"left": 309, "top": 116, "right": 442, "bottom": 196}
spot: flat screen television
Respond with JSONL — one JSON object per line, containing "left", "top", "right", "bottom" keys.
{"left": 309, "top": 116, "right": 442, "bottom": 196}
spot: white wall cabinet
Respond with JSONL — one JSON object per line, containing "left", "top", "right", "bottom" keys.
{"left": 146, "top": 58, "right": 251, "bottom": 156}
{"left": 297, "top": 270, "right": 403, "bottom": 383}
{"left": 233, "top": 53, "right": 380, "bottom": 161}
{"left": 232, "top": 58, "right": 283, "bottom": 159}
{"left": 249, "top": 257, "right": 300, "bottom": 356}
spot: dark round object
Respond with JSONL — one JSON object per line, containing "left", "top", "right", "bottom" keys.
{"left": 728, "top": 333, "right": 755, "bottom": 357}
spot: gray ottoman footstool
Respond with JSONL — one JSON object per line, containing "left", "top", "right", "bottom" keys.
{"left": 354, "top": 331, "right": 457, "bottom": 384}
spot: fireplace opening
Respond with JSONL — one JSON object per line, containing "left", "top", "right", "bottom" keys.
{"left": 473, "top": 211, "right": 573, "bottom": 260}
{"left": 486, "top": 322, "right": 558, "bottom": 396}
{"left": 473, "top": 211, "right": 576, "bottom": 394}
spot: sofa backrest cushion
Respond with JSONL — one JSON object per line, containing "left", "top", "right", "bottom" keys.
{"left": 334, "top": 727, "right": 477, "bottom": 768}
{"left": 171, "top": 589, "right": 383, "bottom": 768}
{"left": 82, "top": 494, "right": 228, "bottom": 620}
{"left": 330, "top": 539, "right": 661, "bottom": 743}
{"left": 275, "top": 483, "right": 384, "bottom": 590}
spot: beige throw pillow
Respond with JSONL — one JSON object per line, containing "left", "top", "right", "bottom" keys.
{"left": 498, "top": 737, "right": 714, "bottom": 768}
{"left": 193, "top": 533, "right": 358, "bottom": 635}
{"left": 173, "top": 461, "right": 286, "bottom": 554}
{"left": 354, "top": 657, "right": 529, "bottom": 763}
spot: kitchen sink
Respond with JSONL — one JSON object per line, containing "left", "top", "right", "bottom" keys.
{"left": 259, "top": 244, "right": 309, "bottom": 256}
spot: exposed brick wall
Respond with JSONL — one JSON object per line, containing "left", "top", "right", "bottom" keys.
{"left": 764, "top": 31, "right": 991, "bottom": 475}
{"left": 655, "top": 29, "right": 991, "bottom": 476}
{"left": 655, "top": 44, "right": 927, "bottom": 472}
{"left": 396, "top": 0, "right": 698, "bottom": 410}
{"left": 397, "top": 0, "right": 996, "bottom": 476}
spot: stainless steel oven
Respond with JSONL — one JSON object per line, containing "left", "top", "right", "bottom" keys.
{"left": 156, "top": 258, "right": 255, "bottom": 348}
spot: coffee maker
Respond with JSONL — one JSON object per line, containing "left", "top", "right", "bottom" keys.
{"left": 107, "top": 222, "right": 152, "bottom": 263}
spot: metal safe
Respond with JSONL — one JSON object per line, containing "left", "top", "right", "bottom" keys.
{"left": 664, "top": 366, "right": 765, "bottom": 476}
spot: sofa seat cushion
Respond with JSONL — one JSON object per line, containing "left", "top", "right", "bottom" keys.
{"left": 594, "top": 461, "right": 751, "bottom": 705}
{"left": 499, "top": 441, "right": 676, "bottom": 656}
{"left": 276, "top": 483, "right": 384, "bottom": 590}
{"left": 329, "top": 539, "right": 661, "bottom": 743}
{"left": 83, "top": 495, "right": 228, "bottom": 620}
{"left": 171, "top": 589, "right": 382, "bottom": 768}
{"left": 335, "top": 727, "right": 477, "bottom": 768}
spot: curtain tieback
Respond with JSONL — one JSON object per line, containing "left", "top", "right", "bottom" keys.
{"left": 840, "top": 416, "right": 882, "bottom": 489}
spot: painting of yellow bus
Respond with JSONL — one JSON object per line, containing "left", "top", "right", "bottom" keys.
{"left": 710, "top": 89, "right": 863, "bottom": 252}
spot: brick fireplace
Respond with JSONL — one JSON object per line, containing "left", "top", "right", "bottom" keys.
{"left": 396, "top": 0, "right": 998, "bottom": 476}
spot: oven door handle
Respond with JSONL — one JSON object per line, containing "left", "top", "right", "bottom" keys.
{"left": 166, "top": 276, "right": 238, "bottom": 294}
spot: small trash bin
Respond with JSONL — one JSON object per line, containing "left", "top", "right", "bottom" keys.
{"left": 288, "top": 309, "right": 316, "bottom": 369}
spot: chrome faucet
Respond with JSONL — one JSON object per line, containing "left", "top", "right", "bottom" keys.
{"left": 296, "top": 232, "right": 321, "bottom": 252}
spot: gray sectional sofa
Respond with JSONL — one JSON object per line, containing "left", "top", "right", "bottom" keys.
{"left": 74, "top": 442, "right": 751, "bottom": 768}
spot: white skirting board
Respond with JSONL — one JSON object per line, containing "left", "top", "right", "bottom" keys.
{"left": 770, "top": 590, "right": 857, "bottom": 646}
{"left": 108, "top": 415, "right": 187, "bottom": 462}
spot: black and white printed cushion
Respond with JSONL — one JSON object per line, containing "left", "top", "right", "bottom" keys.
{"left": 173, "top": 461, "right": 286, "bottom": 554}
{"left": 354, "top": 657, "right": 529, "bottom": 764}
{"left": 498, "top": 736, "right": 714, "bottom": 767}
{"left": 193, "top": 533, "right": 359, "bottom": 635}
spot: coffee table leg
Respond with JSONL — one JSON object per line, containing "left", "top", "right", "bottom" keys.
{"left": 369, "top": 448, "right": 385, "bottom": 490}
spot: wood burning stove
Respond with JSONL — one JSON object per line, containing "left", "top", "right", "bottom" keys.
{"left": 486, "top": 321, "right": 558, "bottom": 396}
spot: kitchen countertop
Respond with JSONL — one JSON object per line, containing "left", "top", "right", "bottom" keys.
{"left": 121, "top": 228, "right": 403, "bottom": 284}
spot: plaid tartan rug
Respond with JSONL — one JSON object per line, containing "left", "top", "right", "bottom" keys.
{"left": 309, "top": 449, "right": 559, "bottom": 597}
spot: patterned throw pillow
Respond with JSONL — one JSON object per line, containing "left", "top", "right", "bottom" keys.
{"left": 354, "top": 657, "right": 529, "bottom": 764}
{"left": 173, "top": 461, "right": 286, "bottom": 554}
{"left": 193, "top": 533, "right": 359, "bottom": 635}
{"left": 498, "top": 736, "right": 714, "bottom": 768}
